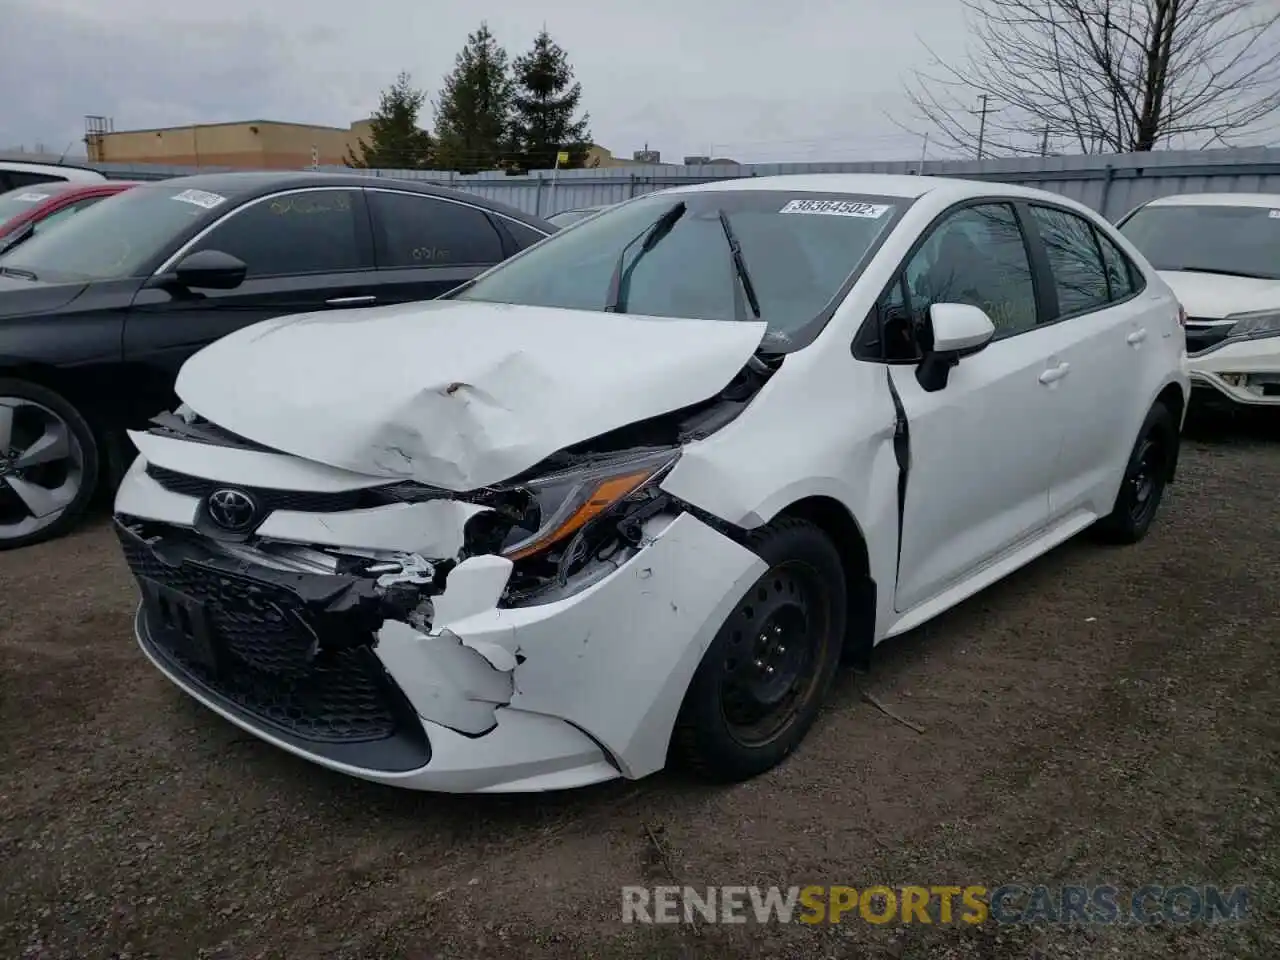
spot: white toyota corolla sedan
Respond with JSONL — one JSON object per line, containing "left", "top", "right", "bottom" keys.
{"left": 113, "top": 174, "right": 1189, "bottom": 793}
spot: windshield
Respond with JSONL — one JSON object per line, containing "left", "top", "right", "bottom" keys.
{"left": 1118, "top": 203, "right": 1280, "bottom": 280}
{"left": 0, "top": 185, "right": 70, "bottom": 225}
{"left": 453, "top": 190, "right": 904, "bottom": 349}
{"left": 0, "top": 183, "right": 229, "bottom": 283}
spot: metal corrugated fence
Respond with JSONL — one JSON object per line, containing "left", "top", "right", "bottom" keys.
{"left": 86, "top": 147, "right": 1280, "bottom": 222}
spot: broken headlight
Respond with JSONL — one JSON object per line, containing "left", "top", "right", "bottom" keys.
{"left": 500, "top": 447, "right": 681, "bottom": 561}
{"left": 1226, "top": 308, "right": 1280, "bottom": 340}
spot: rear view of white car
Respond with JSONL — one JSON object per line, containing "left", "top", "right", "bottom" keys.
{"left": 112, "top": 174, "right": 1188, "bottom": 793}
{"left": 1117, "top": 193, "right": 1280, "bottom": 409}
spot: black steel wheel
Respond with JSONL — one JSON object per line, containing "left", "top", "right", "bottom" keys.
{"left": 0, "top": 378, "right": 100, "bottom": 550}
{"left": 1093, "top": 400, "right": 1177, "bottom": 545}
{"left": 672, "top": 517, "right": 847, "bottom": 782}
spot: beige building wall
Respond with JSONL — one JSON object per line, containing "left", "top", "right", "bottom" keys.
{"left": 88, "top": 120, "right": 650, "bottom": 173}
{"left": 89, "top": 120, "right": 374, "bottom": 169}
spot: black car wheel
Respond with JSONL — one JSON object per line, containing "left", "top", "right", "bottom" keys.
{"left": 1093, "top": 400, "right": 1177, "bottom": 545}
{"left": 0, "top": 378, "right": 100, "bottom": 550}
{"left": 671, "top": 517, "right": 847, "bottom": 782}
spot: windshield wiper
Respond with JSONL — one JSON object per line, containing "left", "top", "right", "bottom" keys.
{"left": 0, "top": 265, "right": 38, "bottom": 281}
{"left": 604, "top": 201, "right": 686, "bottom": 313}
{"left": 1168, "top": 265, "right": 1277, "bottom": 280}
{"left": 716, "top": 209, "right": 761, "bottom": 321}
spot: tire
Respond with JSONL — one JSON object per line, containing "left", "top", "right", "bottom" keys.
{"left": 671, "top": 517, "right": 847, "bottom": 782}
{"left": 1092, "top": 401, "right": 1178, "bottom": 545}
{"left": 0, "top": 377, "right": 100, "bottom": 550}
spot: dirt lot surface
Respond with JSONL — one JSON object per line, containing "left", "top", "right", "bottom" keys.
{"left": 2, "top": 412, "right": 1278, "bottom": 960}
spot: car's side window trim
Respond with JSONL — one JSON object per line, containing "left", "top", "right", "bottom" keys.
{"left": 852, "top": 196, "right": 1044, "bottom": 364}
{"left": 152, "top": 187, "right": 376, "bottom": 276}
{"left": 1020, "top": 200, "right": 1147, "bottom": 324}
{"left": 363, "top": 187, "right": 509, "bottom": 268}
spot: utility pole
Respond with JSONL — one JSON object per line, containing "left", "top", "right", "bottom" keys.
{"left": 919, "top": 132, "right": 929, "bottom": 169}
{"left": 1040, "top": 126, "right": 1051, "bottom": 157}
{"left": 976, "top": 94, "right": 990, "bottom": 160}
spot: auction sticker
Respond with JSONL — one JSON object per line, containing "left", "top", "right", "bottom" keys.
{"left": 779, "top": 199, "right": 892, "bottom": 218}
{"left": 171, "top": 188, "right": 227, "bottom": 210}
{"left": 14, "top": 193, "right": 49, "bottom": 203}
{"left": 1269, "top": 210, "right": 1280, "bottom": 219}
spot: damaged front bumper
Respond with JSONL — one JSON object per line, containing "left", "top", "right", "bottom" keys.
{"left": 1188, "top": 336, "right": 1280, "bottom": 406}
{"left": 116, "top": 481, "right": 765, "bottom": 793}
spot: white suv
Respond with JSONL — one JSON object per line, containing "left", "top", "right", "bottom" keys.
{"left": 1117, "top": 193, "right": 1280, "bottom": 409}
{"left": 113, "top": 174, "right": 1189, "bottom": 793}
{"left": 0, "top": 160, "right": 106, "bottom": 193}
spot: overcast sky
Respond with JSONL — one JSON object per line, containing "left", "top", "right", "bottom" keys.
{"left": 0, "top": 0, "right": 978, "bottom": 164}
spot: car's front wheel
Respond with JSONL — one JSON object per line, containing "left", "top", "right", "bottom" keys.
{"left": 671, "top": 517, "right": 847, "bottom": 782}
{"left": 0, "top": 378, "right": 100, "bottom": 550}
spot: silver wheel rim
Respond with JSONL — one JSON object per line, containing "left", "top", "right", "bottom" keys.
{"left": 0, "top": 397, "right": 85, "bottom": 540}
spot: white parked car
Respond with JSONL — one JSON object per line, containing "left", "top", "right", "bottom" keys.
{"left": 1117, "top": 193, "right": 1280, "bottom": 409}
{"left": 0, "top": 160, "right": 106, "bottom": 193}
{"left": 113, "top": 174, "right": 1189, "bottom": 793}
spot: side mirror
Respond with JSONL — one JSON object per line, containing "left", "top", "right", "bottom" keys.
{"left": 169, "top": 249, "right": 247, "bottom": 290}
{"left": 916, "top": 302, "right": 997, "bottom": 392}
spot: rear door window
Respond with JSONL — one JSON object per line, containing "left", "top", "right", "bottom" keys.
{"left": 368, "top": 191, "right": 505, "bottom": 267}
{"left": 1029, "top": 205, "right": 1110, "bottom": 317}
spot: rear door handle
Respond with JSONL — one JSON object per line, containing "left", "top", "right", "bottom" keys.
{"left": 1038, "top": 362, "right": 1071, "bottom": 385}
{"left": 325, "top": 295, "right": 376, "bottom": 306}
{"left": 1126, "top": 328, "right": 1148, "bottom": 345}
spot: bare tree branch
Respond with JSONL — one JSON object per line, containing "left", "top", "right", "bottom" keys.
{"left": 894, "top": 0, "right": 1280, "bottom": 157}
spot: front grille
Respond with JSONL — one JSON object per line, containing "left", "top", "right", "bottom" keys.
{"left": 118, "top": 525, "right": 430, "bottom": 769}
{"left": 1185, "top": 319, "right": 1233, "bottom": 355}
{"left": 146, "top": 464, "right": 387, "bottom": 514}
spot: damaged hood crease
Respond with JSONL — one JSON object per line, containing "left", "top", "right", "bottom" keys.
{"left": 175, "top": 300, "right": 768, "bottom": 491}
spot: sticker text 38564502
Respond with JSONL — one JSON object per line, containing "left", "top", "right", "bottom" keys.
{"left": 779, "top": 199, "right": 893, "bottom": 218}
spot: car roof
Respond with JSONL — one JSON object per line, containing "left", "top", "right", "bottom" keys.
{"left": 139, "top": 170, "right": 554, "bottom": 229}
{"left": 662, "top": 173, "right": 1080, "bottom": 206}
{"left": 0, "top": 161, "right": 106, "bottom": 182}
{"left": 1143, "top": 192, "right": 1280, "bottom": 208}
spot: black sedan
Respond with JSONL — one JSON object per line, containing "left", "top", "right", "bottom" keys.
{"left": 0, "top": 171, "right": 556, "bottom": 549}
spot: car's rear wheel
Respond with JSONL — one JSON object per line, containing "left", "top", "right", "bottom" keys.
{"left": 671, "top": 517, "right": 846, "bottom": 782}
{"left": 1093, "top": 400, "right": 1178, "bottom": 545}
{"left": 0, "top": 378, "right": 100, "bottom": 550}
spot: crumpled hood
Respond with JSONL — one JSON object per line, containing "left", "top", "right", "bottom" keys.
{"left": 175, "top": 299, "right": 768, "bottom": 491}
{"left": 1158, "top": 270, "right": 1280, "bottom": 320}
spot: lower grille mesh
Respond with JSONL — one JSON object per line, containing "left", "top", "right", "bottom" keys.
{"left": 119, "top": 529, "right": 402, "bottom": 744}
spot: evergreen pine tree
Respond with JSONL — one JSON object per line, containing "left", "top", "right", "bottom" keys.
{"left": 433, "top": 23, "right": 514, "bottom": 174}
{"left": 346, "top": 72, "right": 434, "bottom": 170}
{"left": 510, "top": 29, "right": 592, "bottom": 172}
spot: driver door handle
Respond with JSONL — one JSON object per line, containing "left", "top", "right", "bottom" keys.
{"left": 1039, "top": 362, "right": 1071, "bottom": 385}
{"left": 1127, "top": 328, "right": 1148, "bottom": 345}
{"left": 325, "top": 295, "right": 376, "bottom": 306}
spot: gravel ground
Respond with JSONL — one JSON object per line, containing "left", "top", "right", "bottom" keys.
{"left": 2, "top": 412, "right": 1278, "bottom": 960}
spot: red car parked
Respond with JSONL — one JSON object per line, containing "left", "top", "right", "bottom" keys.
{"left": 0, "top": 180, "right": 138, "bottom": 252}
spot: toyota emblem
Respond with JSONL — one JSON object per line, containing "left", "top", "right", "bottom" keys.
{"left": 206, "top": 488, "right": 258, "bottom": 532}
